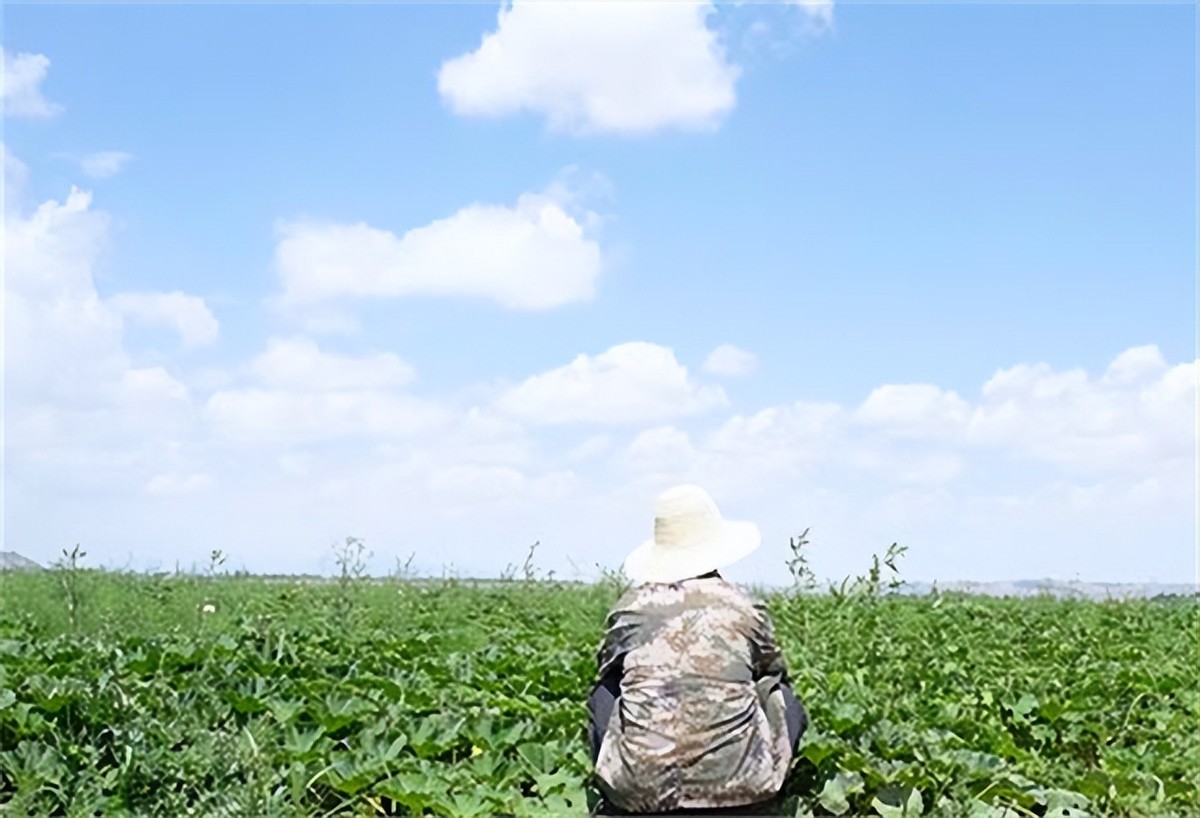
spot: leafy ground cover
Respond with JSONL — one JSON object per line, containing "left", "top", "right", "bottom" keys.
{"left": 0, "top": 553, "right": 1196, "bottom": 816}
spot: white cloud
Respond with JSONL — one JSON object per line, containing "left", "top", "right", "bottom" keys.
{"left": 3, "top": 174, "right": 198, "bottom": 511}
{"left": 204, "top": 388, "right": 447, "bottom": 444}
{"left": 81, "top": 151, "right": 133, "bottom": 179}
{"left": 566, "top": 435, "right": 612, "bottom": 463}
{"left": 249, "top": 337, "right": 415, "bottom": 392}
{"left": 703, "top": 343, "right": 759, "bottom": 377}
{"left": 120, "top": 366, "right": 191, "bottom": 406}
{"left": 625, "top": 426, "right": 698, "bottom": 476}
{"left": 202, "top": 336, "right": 445, "bottom": 444}
{"left": 968, "top": 348, "right": 1194, "bottom": 477}
{"left": 292, "top": 306, "right": 361, "bottom": 336}
{"left": 496, "top": 342, "right": 728, "bottom": 425}
{"left": 618, "top": 401, "right": 844, "bottom": 499}
{"left": 707, "top": 402, "right": 842, "bottom": 463}
{"left": 274, "top": 184, "right": 602, "bottom": 311}
{"left": 438, "top": 0, "right": 739, "bottom": 135}
{"left": 2, "top": 48, "right": 63, "bottom": 118}
{"left": 432, "top": 407, "right": 535, "bottom": 469}
{"left": 843, "top": 347, "right": 1193, "bottom": 482}
{"left": 109, "top": 291, "right": 219, "bottom": 348}
{"left": 4, "top": 167, "right": 1191, "bottom": 587}
{"left": 855, "top": 383, "right": 970, "bottom": 438}
{"left": 3, "top": 143, "right": 29, "bottom": 212}
{"left": 427, "top": 464, "right": 576, "bottom": 504}
{"left": 606, "top": 345, "right": 1195, "bottom": 583}
{"left": 1102, "top": 344, "right": 1167, "bottom": 385}
{"left": 5, "top": 186, "right": 126, "bottom": 403}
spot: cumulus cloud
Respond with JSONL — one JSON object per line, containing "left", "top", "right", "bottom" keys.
{"left": 566, "top": 435, "right": 612, "bottom": 463}
{"left": 855, "top": 384, "right": 971, "bottom": 439}
{"left": 495, "top": 342, "right": 728, "bottom": 425}
{"left": 967, "top": 347, "right": 1194, "bottom": 478}
{"left": 705, "top": 401, "right": 843, "bottom": 473}
{"left": 81, "top": 151, "right": 133, "bottom": 179}
{"left": 617, "top": 400, "right": 845, "bottom": 501}
{"left": 249, "top": 337, "right": 415, "bottom": 392}
{"left": 1101, "top": 344, "right": 1168, "bottom": 385}
{"left": 4, "top": 157, "right": 1191, "bottom": 585}
{"left": 4, "top": 180, "right": 217, "bottom": 407}
{"left": 274, "top": 184, "right": 602, "bottom": 311}
{"left": 204, "top": 337, "right": 440, "bottom": 443}
{"left": 843, "top": 348, "right": 1194, "bottom": 483}
{"left": 3, "top": 173, "right": 199, "bottom": 517}
{"left": 204, "top": 389, "right": 448, "bottom": 443}
{"left": 438, "top": 0, "right": 739, "bottom": 135}
{"left": 2, "top": 47, "right": 63, "bottom": 118}
{"left": 4, "top": 143, "right": 29, "bottom": 212}
{"left": 5, "top": 186, "right": 126, "bottom": 403}
{"left": 703, "top": 343, "right": 759, "bottom": 377}
{"left": 625, "top": 426, "right": 699, "bottom": 476}
{"left": 109, "top": 291, "right": 219, "bottom": 348}
{"left": 613, "top": 346, "right": 1194, "bottom": 567}
{"left": 609, "top": 347, "right": 1194, "bottom": 585}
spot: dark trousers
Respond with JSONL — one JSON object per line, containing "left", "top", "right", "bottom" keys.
{"left": 585, "top": 679, "right": 809, "bottom": 767}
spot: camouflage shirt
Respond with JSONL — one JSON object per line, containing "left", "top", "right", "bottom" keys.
{"left": 592, "top": 576, "right": 793, "bottom": 813}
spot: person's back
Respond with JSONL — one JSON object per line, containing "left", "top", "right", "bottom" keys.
{"left": 594, "top": 575, "right": 794, "bottom": 812}
{"left": 586, "top": 485, "right": 807, "bottom": 814}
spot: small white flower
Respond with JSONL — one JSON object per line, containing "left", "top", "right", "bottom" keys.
{"left": 202, "top": 603, "right": 216, "bottom": 614}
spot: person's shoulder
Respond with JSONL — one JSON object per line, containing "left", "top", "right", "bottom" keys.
{"left": 712, "top": 581, "right": 783, "bottom": 631}
{"left": 608, "top": 582, "right": 667, "bottom": 616}
{"left": 686, "top": 577, "right": 761, "bottom": 614}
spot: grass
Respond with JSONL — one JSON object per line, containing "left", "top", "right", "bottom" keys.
{"left": 0, "top": 549, "right": 1196, "bottom": 816}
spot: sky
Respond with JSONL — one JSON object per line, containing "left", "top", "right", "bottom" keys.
{"left": 2, "top": 0, "right": 1196, "bottom": 586}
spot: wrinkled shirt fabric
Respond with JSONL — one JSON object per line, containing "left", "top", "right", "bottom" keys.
{"left": 592, "top": 576, "right": 793, "bottom": 813}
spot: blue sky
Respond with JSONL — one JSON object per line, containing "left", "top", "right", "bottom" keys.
{"left": 3, "top": 1, "right": 1196, "bottom": 584}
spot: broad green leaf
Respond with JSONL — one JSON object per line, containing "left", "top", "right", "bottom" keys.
{"left": 819, "top": 770, "right": 863, "bottom": 816}
{"left": 517, "top": 742, "right": 554, "bottom": 773}
{"left": 1013, "top": 693, "right": 1038, "bottom": 717}
{"left": 1038, "top": 788, "right": 1090, "bottom": 813}
{"left": 801, "top": 738, "right": 839, "bottom": 766}
{"left": 963, "top": 800, "right": 1019, "bottom": 817}
{"left": 872, "top": 785, "right": 924, "bottom": 817}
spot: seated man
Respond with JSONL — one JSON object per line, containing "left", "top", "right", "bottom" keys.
{"left": 587, "top": 485, "right": 808, "bottom": 815}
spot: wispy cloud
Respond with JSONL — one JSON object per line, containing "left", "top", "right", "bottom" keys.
{"left": 81, "top": 151, "right": 133, "bottom": 179}
{"left": 703, "top": 343, "right": 759, "bottom": 377}
{"left": 791, "top": 0, "right": 835, "bottom": 32}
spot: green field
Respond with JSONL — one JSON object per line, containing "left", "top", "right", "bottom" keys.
{"left": 1, "top": 556, "right": 1196, "bottom": 817}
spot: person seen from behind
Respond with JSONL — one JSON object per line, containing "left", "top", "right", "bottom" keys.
{"left": 587, "top": 484, "right": 808, "bottom": 815}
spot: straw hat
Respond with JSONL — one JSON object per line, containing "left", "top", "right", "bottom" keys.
{"left": 622, "top": 484, "right": 761, "bottom": 584}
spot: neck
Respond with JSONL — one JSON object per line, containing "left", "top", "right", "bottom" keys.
{"left": 695, "top": 570, "right": 721, "bottom": 580}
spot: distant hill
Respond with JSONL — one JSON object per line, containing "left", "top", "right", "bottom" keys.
{"left": 900, "top": 579, "right": 1198, "bottom": 600}
{"left": 0, "top": 551, "right": 43, "bottom": 572}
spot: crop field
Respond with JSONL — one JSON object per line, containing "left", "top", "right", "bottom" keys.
{"left": 0, "top": 555, "right": 1196, "bottom": 817}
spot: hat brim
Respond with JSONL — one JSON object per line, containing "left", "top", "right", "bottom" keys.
{"left": 622, "top": 520, "right": 761, "bottom": 585}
